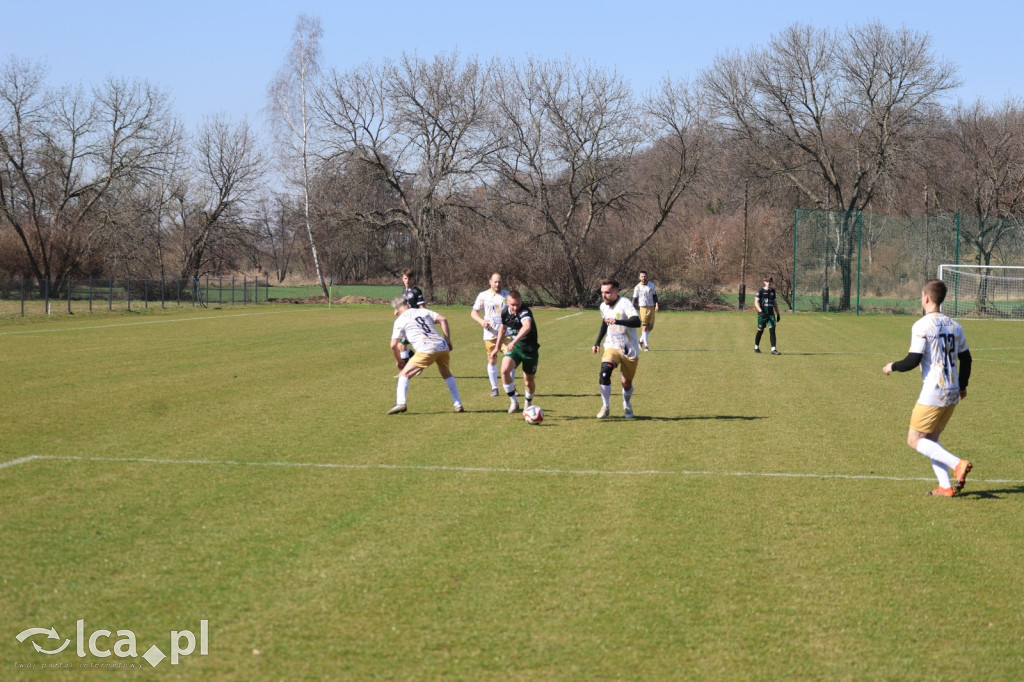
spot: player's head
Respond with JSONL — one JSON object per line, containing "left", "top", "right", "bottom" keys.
{"left": 600, "top": 279, "right": 620, "bottom": 303}
{"left": 922, "top": 279, "right": 947, "bottom": 305}
{"left": 489, "top": 272, "right": 502, "bottom": 292}
{"left": 507, "top": 290, "right": 522, "bottom": 313}
{"left": 764, "top": 276, "right": 773, "bottom": 286}
{"left": 638, "top": 270, "right": 648, "bottom": 284}
{"left": 401, "top": 268, "right": 415, "bottom": 286}
{"left": 391, "top": 296, "right": 410, "bottom": 313}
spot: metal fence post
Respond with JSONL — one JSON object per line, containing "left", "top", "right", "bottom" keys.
{"left": 792, "top": 209, "right": 798, "bottom": 311}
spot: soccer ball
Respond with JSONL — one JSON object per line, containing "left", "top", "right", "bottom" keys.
{"left": 523, "top": 405, "right": 543, "bottom": 424}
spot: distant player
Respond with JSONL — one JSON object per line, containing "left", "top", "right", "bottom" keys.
{"left": 395, "top": 268, "right": 427, "bottom": 369}
{"left": 491, "top": 290, "right": 539, "bottom": 414}
{"left": 883, "top": 279, "right": 973, "bottom": 497}
{"left": 632, "top": 270, "right": 658, "bottom": 351}
{"left": 470, "top": 272, "right": 511, "bottom": 396}
{"left": 388, "top": 296, "right": 463, "bottom": 415}
{"left": 592, "top": 279, "right": 642, "bottom": 418}
{"left": 754, "top": 276, "right": 781, "bottom": 355}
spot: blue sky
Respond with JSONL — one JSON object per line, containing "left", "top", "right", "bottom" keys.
{"left": 6, "top": 1, "right": 1021, "bottom": 133}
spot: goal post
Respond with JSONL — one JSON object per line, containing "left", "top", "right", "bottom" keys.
{"left": 937, "top": 265, "right": 1024, "bottom": 318}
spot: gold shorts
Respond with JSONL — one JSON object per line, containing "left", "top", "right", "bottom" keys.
{"left": 484, "top": 337, "right": 511, "bottom": 357}
{"left": 909, "top": 403, "right": 956, "bottom": 435}
{"left": 408, "top": 350, "right": 451, "bottom": 371}
{"left": 601, "top": 348, "right": 639, "bottom": 382}
{"left": 639, "top": 306, "right": 656, "bottom": 328}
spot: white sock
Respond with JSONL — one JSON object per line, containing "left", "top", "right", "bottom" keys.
{"left": 931, "top": 462, "right": 952, "bottom": 488}
{"left": 642, "top": 330, "right": 649, "bottom": 345}
{"left": 487, "top": 363, "right": 498, "bottom": 390}
{"left": 622, "top": 385, "right": 634, "bottom": 405}
{"left": 397, "top": 376, "right": 409, "bottom": 405}
{"left": 445, "top": 376, "right": 462, "bottom": 406}
{"left": 600, "top": 384, "right": 612, "bottom": 407}
{"left": 915, "top": 438, "right": 960, "bottom": 470}
{"left": 503, "top": 382, "right": 516, "bottom": 396}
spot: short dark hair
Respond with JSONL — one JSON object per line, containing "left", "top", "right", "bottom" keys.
{"left": 923, "top": 278, "right": 947, "bottom": 304}
{"left": 601, "top": 279, "right": 619, "bottom": 290}
{"left": 639, "top": 270, "right": 648, "bottom": 276}
{"left": 401, "top": 268, "right": 415, "bottom": 278}
{"left": 507, "top": 290, "right": 522, "bottom": 302}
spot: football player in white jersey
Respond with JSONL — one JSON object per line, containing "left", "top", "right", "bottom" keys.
{"left": 632, "top": 270, "right": 658, "bottom": 351}
{"left": 592, "top": 279, "right": 643, "bottom": 419}
{"left": 883, "top": 279, "right": 973, "bottom": 497}
{"left": 470, "top": 272, "right": 513, "bottom": 396}
{"left": 388, "top": 297, "right": 464, "bottom": 414}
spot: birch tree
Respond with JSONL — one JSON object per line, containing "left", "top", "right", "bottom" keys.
{"left": 267, "top": 14, "right": 329, "bottom": 297}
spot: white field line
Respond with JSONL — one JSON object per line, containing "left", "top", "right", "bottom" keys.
{"left": 3, "top": 454, "right": 1023, "bottom": 485}
{"left": 553, "top": 311, "right": 585, "bottom": 321}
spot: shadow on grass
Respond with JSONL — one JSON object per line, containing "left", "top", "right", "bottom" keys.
{"left": 957, "top": 486, "right": 1024, "bottom": 500}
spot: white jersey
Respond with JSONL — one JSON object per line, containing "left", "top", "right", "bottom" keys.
{"left": 392, "top": 308, "right": 450, "bottom": 354}
{"left": 600, "top": 296, "right": 640, "bottom": 360}
{"left": 472, "top": 289, "right": 510, "bottom": 341}
{"left": 908, "top": 312, "right": 969, "bottom": 407}
{"left": 633, "top": 281, "right": 657, "bottom": 307}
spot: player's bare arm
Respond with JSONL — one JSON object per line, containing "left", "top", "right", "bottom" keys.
{"left": 390, "top": 338, "right": 405, "bottom": 367}
{"left": 437, "top": 315, "right": 453, "bottom": 350}
{"left": 470, "top": 308, "right": 489, "bottom": 331}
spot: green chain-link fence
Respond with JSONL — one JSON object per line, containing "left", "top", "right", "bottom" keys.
{"left": 792, "top": 210, "right": 1024, "bottom": 314}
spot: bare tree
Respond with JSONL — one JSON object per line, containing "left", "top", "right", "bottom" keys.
{"left": 252, "top": 193, "right": 300, "bottom": 283}
{"left": 171, "top": 115, "right": 266, "bottom": 282}
{"left": 315, "top": 51, "right": 495, "bottom": 298}
{"left": 929, "top": 99, "right": 1024, "bottom": 310}
{"left": 487, "top": 58, "right": 642, "bottom": 305}
{"left": 267, "top": 14, "right": 329, "bottom": 297}
{"left": 702, "top": 22, "right": 959, "bottom": 309}
{"left": 0, "top": 57, "right": 177, "bottom": 295}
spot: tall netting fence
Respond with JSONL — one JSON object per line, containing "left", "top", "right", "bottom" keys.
{"left": 0, "top": 275, "right": 269, "bottom": 317}
{"left": 793, "top": 210, "right": 1024, "bottom": 315}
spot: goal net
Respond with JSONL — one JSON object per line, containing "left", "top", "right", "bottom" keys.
{"left": 937, "top": 265, "right": 1024, "bottom": 318}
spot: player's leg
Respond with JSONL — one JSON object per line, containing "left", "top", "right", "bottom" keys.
{"left": 598, "top": 359, "right": 615, "bottom": 418}
{"left": 506, "top": 336, "right": 517, "bottom": 386}
{"left": 909, "top": 405, "right": 969, "bottom": 494}
{"left": 754, "top": 316, "right": 764, "bottom": 352}
{"left": 620, "top": 358, "right": 637, "bottom": 418}
{"left": 436, "top": 352, "right": 463, "bottom": 412}
{"left": 501, "top": 354, "right": 519, "bottom": 413}
{"left": 485, "top": 340, "right": 500, "bottom": 396}
{"left": 523, "top": 372, "right": 536, "bottom": 407}
{"left": 389, "top": 352, "right": 429, "bottom": 413}
{"left": 521, "top": 353, "right": 538, "bottom": 407}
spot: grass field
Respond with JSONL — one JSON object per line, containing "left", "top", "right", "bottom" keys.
{"left": 2, "top": 304, "right": 1023, "bottom": 679}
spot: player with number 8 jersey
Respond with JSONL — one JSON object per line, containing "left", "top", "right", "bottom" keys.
{"left": 388, "top": 297, "right": 464, "bottom": 414}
